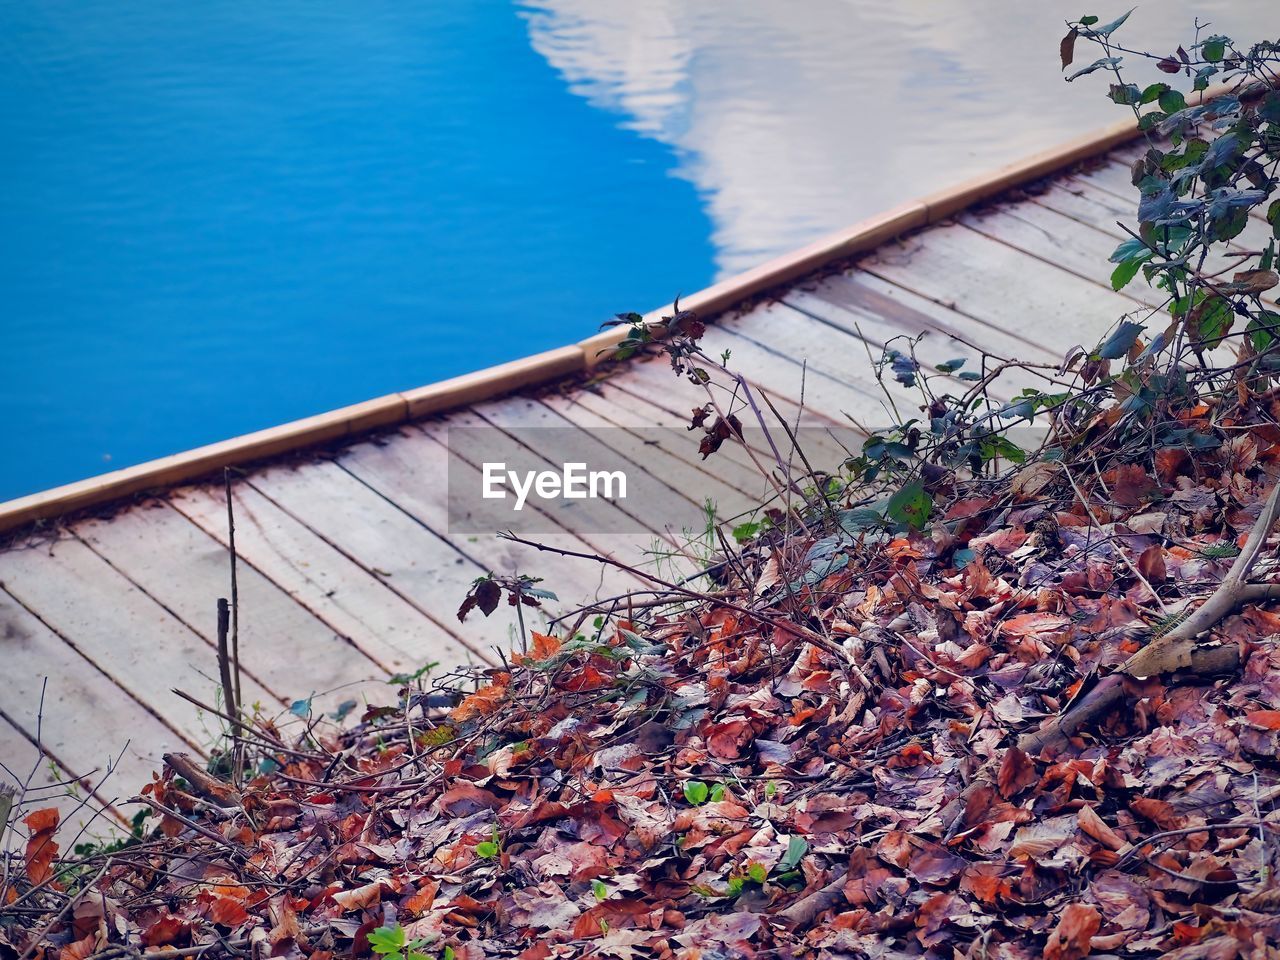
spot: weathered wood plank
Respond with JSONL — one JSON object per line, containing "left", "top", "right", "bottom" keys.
{"left": 549, "top": 379, "right": 838, "bottom": 497}
{"left": 429, "top": 407, "right": 686, "bottom": 565}
{"left": 789, "top": 267, "right": 1052, "bottom": 365}
{"left": 696, "top": 316, "right": 896, "bottom": 430}
{"left": 171, "top": 481, "right": 472, "bottom": 676}
{"left": 0, "top": 587, "right": 184, "bottom": 804}
{"left": 958, "top": 206, "right": 1165, "bottom": 309}
{"left": 537, "top": 393, "right": 769, "bottom": 518}
{"left": 858, "top": 223, "right": 1140, "bottom": 357}
{"left": 0, "top": 538, "right": 276, "bottom": 748}
{"left": 243, "top": 460, "right": 503, "bottom": 660}
{"left": 471, "top": 397, "right": 733, "bottom": 570}
{"left": 73, "top": 506, "right": 388, "bottom": 715}
{"left": 603, "top": 356, "right": 858, "bottom": 474}
{"left": 1033, "top": 177, "right": 1133, "bottom": 236}
{"left": 338, "top": 426, "right": 643, "bottom": 603}
{"left": 0, "top": 712, "right": 120, "bottom": 849}
{"left": 785, "top": 288, "right": 1038, "bottom": 402}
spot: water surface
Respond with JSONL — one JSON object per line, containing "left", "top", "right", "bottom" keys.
{"left": 2, "top": 1, "right": 1275, "bottom": 498}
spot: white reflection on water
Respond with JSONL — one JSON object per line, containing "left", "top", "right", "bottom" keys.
{"left": 523, "top": 1, "right": 1280, "bottom": 278}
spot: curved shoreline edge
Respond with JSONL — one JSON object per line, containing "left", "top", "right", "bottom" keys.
{"left": 0, "top": 112, "right": 1146, "bottom": 535}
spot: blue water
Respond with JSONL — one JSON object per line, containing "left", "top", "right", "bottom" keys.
{"left": 1, "top": 2, "right": 715, "bottom": 499}
{"left": 5, "top": 1, "right": 1278, "bottom": 500}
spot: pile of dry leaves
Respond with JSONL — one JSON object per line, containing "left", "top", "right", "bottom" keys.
{"left": 8, "top": 396, "right": 1280, "bottom": 960}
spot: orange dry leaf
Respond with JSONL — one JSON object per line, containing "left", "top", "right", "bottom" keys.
{"left": 403, "top": 880, "right": 438, "bottom": 917}
{"left": 208, "top": 895, "right": 252, "bottom": 928}
{"left": 143, "top": 915, "right": 192, "bottom": 947}
{"left": 450, "top": 675, "right": 510, "bottom": 722}
{"left": 1245, "top": 709, "right": 1280, "bottom": 730}
{"left": 24, "top": 807, "right": 60, "bottom": 887}
{"left": 59, "top": 933, "right": 98, "bottom": 960}
{"left": 1077, "top": 805, "right": 1126, "bottom": 851}
{"left": 529, "top": 631, "right": 561, "bottom": 660}
{"left": 1043, "top": 903, "right": 1100, "bottom": 960}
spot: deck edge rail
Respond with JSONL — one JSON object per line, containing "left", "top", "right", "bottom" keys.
{"left": 1, "top": 111, "right": 1150, "bottom": 534}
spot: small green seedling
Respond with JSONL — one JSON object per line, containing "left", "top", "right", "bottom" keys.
{"left": 368, "top": 924, "right": 429, "bottom": 960}
{"left": 684, "top": 780, "right": 709, "bottom": 805}
{"left": 475, "top": 826, "right": 500, "bottom": 859}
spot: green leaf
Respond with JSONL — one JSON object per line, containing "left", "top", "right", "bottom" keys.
{"left": 732, "top": 521, "right": 762, "bottom": 544}
{"left": 765, "top": 781, "right": 777, "bottom": 798}
{"left": 747, "top": 863, "right": 768, "bottom": 884}
{"left": 726, "top": 877, "right": 745, "bottom": 897}
{"left": 1193, "top": 297, "right": 1233, "bottom": 341}
{"left": 1269, "top": 200, "right": 1280, "bottom": 240}
{"left": 1109, "top": 237, "right": 1149, "bottom": 263}
{"left": 1247, "top": 312, "right": 1280, "bottom": 350}
{"left": 369, "top": 926, "right": 407, "bottom": 956}
{"left": 1097, "top": 320, "right": 1145, "bottom": 360}
{"left": 1139, "top": 83, "right": 1169, "bottom": 105}
{"left": 1108, "top": 83, "right": 1142, "bottom": 106}
{"left": 934, "top": 358, "right": 966, "bottom": 373}
{"left": 443, "top": 948, "right": 456, "bottom": 960}
{"left": 982, "top": 436, "right": 1027, "bottom": 465}
{"left": 592, "top": 879, "right": 608, "bottom": 901}
{"left": 1158, "top": 89, "right": 1186, "bottom": 114}
{"left": 781, "top": 835, "right": 809, "bottom": 871}
{"left": 709, "top": 783, "right": 726, "bottom": 802}
{"left": 1079, "top": 15, "right": 1099, "bottom": 26}
{"left": 1110, "top": 258, "right": 1145, "bottom": 291}
{"left": 475, "top": 841, "right": 499, "bottom": 859}
{"left": 885, "top": 480, "right": 932, "bottom": 531}
{"left": 1202, "top": 36, "right": 1227, "bottom": 62}
{"left": 684, "top": 781, "right": 709, "bottom": 805}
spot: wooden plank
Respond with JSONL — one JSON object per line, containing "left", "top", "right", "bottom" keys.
{"left": 1033, "top": 177, "right": 1133, "bottom": 236}
{"left": 958, "top": 206, "right": 1166, "bottom": 308}
{"left": 783, "top": 285, "right": 1044, "bottom": 401}
{"left": 337, "top": 427, "right": 643, "bottom": 603}
{"left": 0, "top": 537, "right": 276, "bottom": 748}
{"left": 0, "top": 588, "right": 184, "bottom": 806}
{"left": 791, "top": 267, "right": 1057, "bottom": 364}
{"left": 721, "top": 301, "right": 927, "bottom": 411}
{"left": 473, "top": 396, "right": 734, "bottom": 542}
{"left": 73, "top": 506, "right": 389, "bottom": 715}
{"left": 537, "top": 393, "right": 770, "bottom": 516}
{"left": 243, "top": 460, "right": 504, "bottom": 660}
{"left": 537, "top": 381, "right": 768, "bottom": 483}
{"left": 171, "top": 480, "right": 476, "bottom": 676}
{"left": 0, "top": 712, "right": 120, "bottom": 850}
{"left": 604, "top": 354, "right": 858, "bottom": 471}
{"left": 423, "top": 407, "right": 681, "bottom": 574}
{"left": 858, "top": 223, "right": 1142, "bottom": 358}
{"left": 412, "top": 414, "right": 694, "bottom": 586}
{"left": 695, "top": 317, "right": 895, "bottom": 430}
{"left": 1075, "top": 159, "right": 1140, "bottom": 200}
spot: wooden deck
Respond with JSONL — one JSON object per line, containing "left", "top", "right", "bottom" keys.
{"left": 3, "top": 131, "right": 1273, "bottom": 838}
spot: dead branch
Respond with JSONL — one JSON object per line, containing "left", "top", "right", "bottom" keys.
{"left": 1020, "top": 482, "right": 1280, "bottom": 754}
